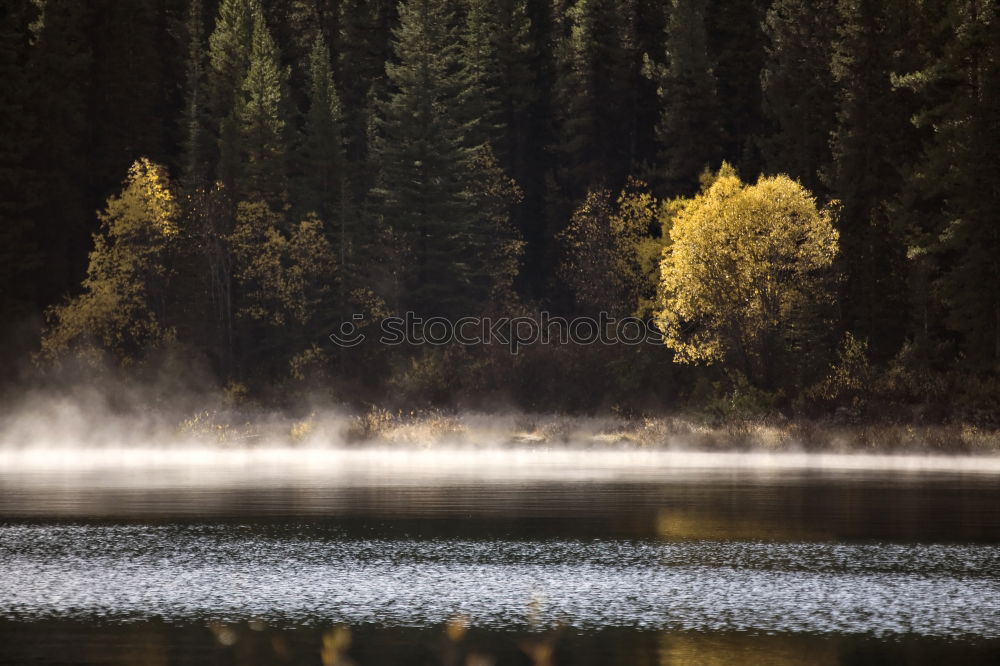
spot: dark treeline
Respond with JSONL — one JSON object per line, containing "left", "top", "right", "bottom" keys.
{"left": 0, "top": 0, "right": 998, "bottom": 420}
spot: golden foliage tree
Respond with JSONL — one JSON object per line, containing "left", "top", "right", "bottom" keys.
{"left": 656, "top": 164, "right": 838, "bottom": 387}
{"left": 229, "top": 201, "right": 336, "bottom": 328}
{"left": 558, "top": 178, "right": 671, "bottom": 317}
{"left": 40, "top": 158, "right": 180, "bottom": 366}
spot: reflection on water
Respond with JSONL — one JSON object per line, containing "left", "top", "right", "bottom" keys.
{"left": 1, "top": 447, "right": 1000, "bottom": 664}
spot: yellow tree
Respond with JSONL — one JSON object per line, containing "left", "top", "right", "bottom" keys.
{"left": 228, "top": 201, "right": 337, "bottom": 379}
{"left": 656, "top": 164, "right": 838, "bottom": 388}
{"left": 40, "top": 158, "right": 180, "bottom": 366}
{"left": 558, "top": 178, "right": 672, "bottom": 317}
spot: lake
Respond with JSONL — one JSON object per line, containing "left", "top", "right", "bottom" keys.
{"left": 1, "top": 448, "right": 998, "bottom": 664}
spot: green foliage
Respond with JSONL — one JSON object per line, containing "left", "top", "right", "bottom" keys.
{"left": 760, "top": 0, "right": 837, "bottom": 194}
{"left": 0, "top": 0, "right": 41, "bottom": 319}
{"left": 465, "top": 145, "right": 526, "bottom": 308}
{"left": 896, "top": 0, "right": 1000, "bottom": 366}
{"left": 27, "top": 0, "right": 94, "bottom": 301}
{"left": 696, "top": 371, "right": 781, "bottom": 424}
{"left": 208, "top": 0, "right": 257, "bottom": 189}
{"left": 295, "top": 32, "right": 346, "bottom": 222}
{"left": 656, "top": 165, "right": 839, "bottom": 389}
{"left": 826, "top": 0, "right": 915, "bottom": 359}
{"left": 238, "top": 10, "right": 290, "bottom": 207}
{"left": 645, "top": 0, "right": 722, "bottom": 195}
{"left": 551, "top": 0, "right": 635, "bottom": 197}
{"left": 6, "top": 0, "right": 1000, "bottom": 416}
{"left": 800, "top": 332, "right": 874, "bottom": 418}
{"left": 336, "top": 0, "right": 394, "bottom": 193}
{"left": 705, "top": 0, "right": 769, "bottom": 175}
{"left": 372, "top": 0, "right": 522, "bottom": 316}
{"left": 181, "top": 0, "right": 212, "bottom": 191}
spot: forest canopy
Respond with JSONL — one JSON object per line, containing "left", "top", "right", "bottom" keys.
{"left": 1, "top": 0, "right": 998, "bottom": 420}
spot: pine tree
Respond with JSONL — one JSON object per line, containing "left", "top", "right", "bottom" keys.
{"left": 237, "top": 10, "right": 290, "bottom": 208}
{"left": 551, "top": 0, "right": 634, "bottom": 195}
{"left": 462, "top": 0, "right": 505, "bottom": 152}
{"left": 261, "top": 0, "right": 327, "bottom": 110}
{"left": 295, "top": 32, "right": 352, "bottom": 290}
{"left": 296, "top": 33, "right": 347, "bottom": 218}
{"left": 336, "top": 0, "right": 395, "bottom": 189}
{"left": 492, "top": 0, "right": 536, "bottom": 170}
{"left": 648, "top": 0, "right": 722, "bottom": 195}
{"left": 760, "top": 0, "right": 837, "bottom": 194}
{"left": 705, "top": 0, "right": 769, "bottom": 174}
{"left": 208, "top": 0, "right": 257, "bottom": 190}
{"left": 898, "top": 0, "right": 1000, "bottom": 364}
{"left": 0, "top": 0, "right": 41, "bottom": 319}
{"left": 27, "top": 0, "right": 94, "bottom": 302}
{"left": 371, "top": 0, "right": 484, "bottom": 315}
{"left": 89, "top": 0, "right": 164, "bottom": 193}
{"left": 180, "top": 0, "right": 212, "bottom": 191}
{"left": 827, "top": 0, "right": 917, "bottom": 359}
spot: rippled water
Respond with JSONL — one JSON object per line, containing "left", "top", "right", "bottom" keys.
{"left": 2, "top": 524, "right": 999, "bottom": 638}
{"left": 2, "top": 448, "right": 1000, "bottom": 664}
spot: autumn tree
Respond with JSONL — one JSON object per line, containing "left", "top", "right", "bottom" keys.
{"left": 656, "top": 164, "right": 839, "bottom": 389}
{"left": 229, "top": 201, "right": 337, "bottom": 378}
{"left": 40, "top": 159, "right": 180, "bottom": 366}
{"left": 557, "top": 179, "right": 666, "bottom": 317}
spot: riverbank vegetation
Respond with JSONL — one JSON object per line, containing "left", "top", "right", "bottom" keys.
{"left": 2, "top": 0, "right": 998, "bottom": 430}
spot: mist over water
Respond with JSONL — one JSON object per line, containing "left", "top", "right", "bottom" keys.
{"left": 3, "top": 389, "right": 1000, "bottom": 477}
{"left": 3, "top": 390, "right": 1000, "bottom": 664}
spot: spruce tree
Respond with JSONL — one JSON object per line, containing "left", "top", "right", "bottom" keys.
{"left": 237, "top": 10, "right": 290, "bottom": 208}
{"left": 649, "top": 0, "right": 722, "bottom": 195}
{"left": 371, "top": 0, "right": 483, "bottom": 316}
{"left": 336, "top": 0, "right": 395, "bottom": 188}
{"left": 208, "top": 0, "right": 257, "bottom": 191}
{"left": 27, "top": 0, "right": 94, "bottom": 302}
{"left": 296, "top": 32, "right": 347, "bottom": 219}
{"left": 462, "top": 0, "right": 505, "bottom": 152}
{"left": 180, "top": 0, "right": 212, "bottom": 191}
{"left": 899, "top": 0, "right": 1000, "bottom": 364}
{"left": 760, "top": 0, "right": 837, "bottom": 194}
{"left": 89, "top": 0, "right": 164, "bottom": 192}
{"left": 551, "top": 0, "right": 634, "bottom": 195}
{"left": 705, "top": 0, "right": 769, "bottom": 174}
{"left": 0, "top": 0, "right": 41, "bottom": 319}
{"left": 492, "top": 0, "right": 536, "bottom": 170}
{"left": 827, "top": 0, "right": 917, "bottom": 359}
{"left": 295, "top": 32, "right": 352, "bottom": 291}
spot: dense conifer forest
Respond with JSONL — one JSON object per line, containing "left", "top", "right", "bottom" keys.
{"left": 1, "top": 0, "right": 998, "bottom": 422}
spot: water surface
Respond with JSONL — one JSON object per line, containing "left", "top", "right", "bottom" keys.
{"left": 1, "top": 448, "right": 999, "bottom": 664}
